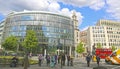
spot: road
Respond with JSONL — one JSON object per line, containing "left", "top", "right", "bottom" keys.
{"left": 1, "top": 57, "right": 120, "bottom": 69}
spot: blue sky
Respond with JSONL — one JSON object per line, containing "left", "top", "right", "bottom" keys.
{"left": 0, "top": 0, "right": 120, "bottom": 31}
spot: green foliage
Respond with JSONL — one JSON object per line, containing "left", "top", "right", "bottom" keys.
{"left": 111, "top": 46, "right": 116, "bottom": 51}
{"left": 48, "top": 46, "right": 57, "bottom": 53}
{"left": 2, "top": 36, "right": 18, "bottom": 51}
{"left": 29, "top": 59, "right": 38, "bottom": 64}
{"left": 22, "top": 30, "right": 38, "bottom": 52}
{"left": 0, "top": 56, "right": 38, "bottom": 65}
{"left": 76, "top": 42, "right": 85, "bottom": 53}
{"left": 97, "top": 43, "right": 102, "bottom": 48}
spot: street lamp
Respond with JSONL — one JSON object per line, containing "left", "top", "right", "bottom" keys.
{"left": 17, "top": 39, "right": 20, "bottom": 55}
{"left": 61, "top": 35, "right": 65, "bottom": 53}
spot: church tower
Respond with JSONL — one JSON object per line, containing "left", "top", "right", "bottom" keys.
{"left": 72, "top": 12, "right": 80, "bottom": 58}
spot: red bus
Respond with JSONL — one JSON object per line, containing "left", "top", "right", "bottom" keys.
{"left": 95, "top": 48, "right": 112, "bottom": 59}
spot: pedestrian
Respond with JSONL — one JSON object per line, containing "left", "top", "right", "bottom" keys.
{"left": 46, "top": 54, "right": 50, "bottom": 66}
{"left": 86, "top": 54, "right": 92, "bottom": 67}
{"left": 10, "top": 56, "right": 18, "bottom": 67}
{"left": 67, "top": 54, "right": 70, "bottom": 66}
{"left": 61, "top": 53, "right": 66, "bottom": 66}
{"left": 54, "top": 54, "right": 57, "bottom": 65}
{"left": 29, "top": 53, "right": 32, "bottom": 58}
{"left": 57, "top": 55, "right": 60, "bottom": 64}
{"left": 50, "top": 53, "right": 55, "bottom": 68}
{"left": 96, "top": 55, "right": 100, "bottom": 66}
{"left": 38, "top": 54, "right": 43, "bottom": 66}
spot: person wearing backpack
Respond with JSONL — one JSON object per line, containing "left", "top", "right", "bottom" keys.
{"left": 86, "top": 54, "right": 92, "bottom": 67}
{"left": 96, "top": 55, "right": 100, "bottom": 66}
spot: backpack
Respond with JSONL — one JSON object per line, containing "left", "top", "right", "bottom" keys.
{"left": 86, "top": 55, "right": 91, "bottom": 61}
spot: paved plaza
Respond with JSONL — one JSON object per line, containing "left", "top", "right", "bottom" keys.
{"left": 1, "top": 57, "right": 120, "bottom": 69}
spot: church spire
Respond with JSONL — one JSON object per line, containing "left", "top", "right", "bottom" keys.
{"left": 72, "top": 11, "right": 79, "bottom": 30}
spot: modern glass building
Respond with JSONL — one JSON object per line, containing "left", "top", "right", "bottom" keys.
{"left": 1, "top": 11, "right": 74, "bottom": 55}
{"left": 0, "top": 20, "right": 4, "bottom": 49}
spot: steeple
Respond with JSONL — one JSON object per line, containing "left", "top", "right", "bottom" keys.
{"left": 72, "top": 11, "right": 79, "bottom": 30}
{"left": 72, "top": 11, "right": 77, "bottom": 20}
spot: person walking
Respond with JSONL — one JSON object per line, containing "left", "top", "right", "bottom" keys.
{"left": 67, "top": 54, "right": 70, "bottom": 66}
{"left": 50, "top": 53, "right": 55, "bottom": 68}
{"left": 86, "top": 54, "right": 92, "bottom": 67}
{"left": 57, "top": 55, "right": 60, "bottom": 64}
{"left": 38, "top": 54, "right": 43, "bottom": 66}
{"left": 54, "top": 54, "right": 57, "bottom": 65}
{"left": 61, "top": 53, "right": 66, "bottom": 66}
{"left": 46, "top": 54, "right": 50, "bottom": 66}
{"left": 96, "top": 55, "right": 100, "bottom": 66}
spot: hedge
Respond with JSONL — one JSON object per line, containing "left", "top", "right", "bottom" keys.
{"left": 0, "top": 56, "right": 38, "bottom": 65}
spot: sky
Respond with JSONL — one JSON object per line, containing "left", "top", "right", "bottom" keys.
{"left": 0, "top": 0, "right": 120, "bottom": 31}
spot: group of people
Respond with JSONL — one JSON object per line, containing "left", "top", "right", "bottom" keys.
{"left": 10, "top": 53, "right": 100, "bottom": 68}
{"left": 86, "top": 53, "right": 100, "bottom": 67}
{"left": 38, "top": 53, "right": 73, "bottom": 68}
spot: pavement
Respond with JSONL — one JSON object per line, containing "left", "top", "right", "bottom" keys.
{"left": 0, "top": 57, "right": 86, "bottom": 69}
{"left": 1, "top": 56, "right": 119, "bottom": 69}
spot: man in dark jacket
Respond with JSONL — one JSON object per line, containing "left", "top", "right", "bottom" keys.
{"left": 10, "top": 56, "right": 18, "bottom": 67}
{"left": 96, "top": 55, "right": 100, "bottom": 66}
{"left": 61, "top": 53, "right": 66, "bottom": 66}
{"left": 67, "top": 54, "right": 70, "bottom": 66}
{"left": 86, "top": 54, "right": 92, "bottom": 67}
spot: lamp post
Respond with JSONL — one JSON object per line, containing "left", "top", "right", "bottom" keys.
{"left": 17, "top": 39, "right": 20, "bottom": 55}
{"left": 64, "top": 38, "right": 65, "bottom": 53}
{"left": 61, "top": 35, "right": 65, "bottom": 53}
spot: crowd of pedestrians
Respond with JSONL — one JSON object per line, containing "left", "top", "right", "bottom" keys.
{"left": 37, "top": 52, "right": 101, "bottom": 68}
{"left": 37, "top": 53, "right": 73, "bottom": 68}
{"left": 9, "top": 52, "right": 101, "bottom": 68}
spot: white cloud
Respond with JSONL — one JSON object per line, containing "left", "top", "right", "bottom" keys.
{"left": 58, "top": 0, "right": 120, "bottom": 21}
{"left": 89, "top": 0, "right": 105, "bottom": 10}
{"left": 0, "top": 0, "right": 50, "bottom": 14}
{"left": 1, "top": 0, "right": 120, "bottom": 22}
{"left": 0, "top": 0, "right": 83, "bottom": 25}
{"left": 60, "top": 9, "right": 83, "bottom": 25}
{"left": 57, "top": 0, "right": 89, "bottom": 7}
{"left": 57, "top": 0, "right": 105, "bottom": 10}
{"left": 48, "top": 2, "right": 60, "bottom": 12}
{"left": 106, "top": 0, "right": 120, "bottom": 21}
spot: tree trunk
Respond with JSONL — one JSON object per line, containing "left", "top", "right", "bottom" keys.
{"left": 24, "top": 53, "right": 29, "bottom": 69}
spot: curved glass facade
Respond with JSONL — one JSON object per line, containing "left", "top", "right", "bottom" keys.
{"left": 3, "top": 11, "right": 74, "bottom": 54}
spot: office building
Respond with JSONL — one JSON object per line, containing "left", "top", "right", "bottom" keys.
{"left": 83, "top": 20, "right": 120, "bottom": 52}
{"left": 0, "top": 11, "right": 74, "bottom": 55}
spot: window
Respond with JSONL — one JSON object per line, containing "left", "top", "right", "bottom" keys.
{"left": 21, "top": 15, "right": 34, "bottom": 20}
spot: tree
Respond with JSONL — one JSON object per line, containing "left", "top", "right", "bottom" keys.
{"left": 22, "top": 30, "right": 38, "bottom": 53}
{"left": 2, "top": 35, "right": 18, "bottom": 51}
{"left": 76, "top": 42, "right": 85, "bottom": 54}
{"left": 96, "top": 43, "right": 102, "bottom": 48}
{"left": 111, "top": 46, "right": 116, "bottom": 51}
{"left": 22, "top": 30, "right": 38, "bottom": 69}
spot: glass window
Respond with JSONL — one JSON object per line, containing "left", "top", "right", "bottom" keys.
{"left": 11, "top": 26, "right": 18, "bottom": 31}
{"left": 20, "top": 25, "right": 26, "bottom": 31}
{"left": 21, "top": 15, "right": 34, "bottom": 20}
